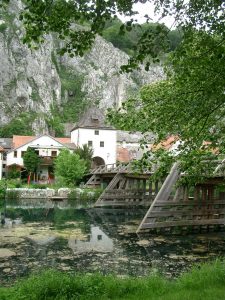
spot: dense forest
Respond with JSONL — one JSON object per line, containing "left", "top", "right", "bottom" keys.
{"left": 102, "top": 18, "right": 183, "bottom": 56}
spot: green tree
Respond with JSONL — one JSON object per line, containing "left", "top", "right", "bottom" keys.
{"left": 7, "top": 165, "right": 20, "bottom": 179}
{"left": 23, "top": 147, "right": 40, "bottom": 179}
{"left": 108, "top": 30, "right": 225, "bottom": 178}
{"left": 74, "top": 144, "right": 93, "bottom": 171}
{"left": 54, "top": 149, "right": 86, "bottom": 185}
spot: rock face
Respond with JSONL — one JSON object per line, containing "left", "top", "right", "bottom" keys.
{"left": 0, "top": 1, "right": 61, "bottom": 133}
{"left": 61, "top": 35, "right": 164, "bottom": 109}
{"left": 0, "top": 1, "right": 164, "bottom": 134}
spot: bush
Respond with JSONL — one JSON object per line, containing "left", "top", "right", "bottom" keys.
{"left": 30, "top": 183, "right": 48, "bottom": 189}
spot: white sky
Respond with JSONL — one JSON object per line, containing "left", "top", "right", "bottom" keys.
{"left": 118, "top": 2, "right": 176, "bottom": 29}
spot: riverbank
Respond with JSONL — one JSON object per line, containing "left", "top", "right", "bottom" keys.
{"left": 0, "top": 260, "right": 225, "bottom": 299}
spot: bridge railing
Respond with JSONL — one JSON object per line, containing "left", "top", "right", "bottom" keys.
{"left": 89, "top": 162, "right": 158, "bottom": 174}
{"left": 89, "top": 158, "right": 225, "bottom": 176}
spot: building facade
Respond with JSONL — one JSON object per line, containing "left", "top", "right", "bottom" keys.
{"left": 0, "top": 108, "right": 155, "bottom": 180}
{"left": 71, "top": 107, "right": 117, "bottom": 167}
{"left": 6, "top": 135, "right": 73, "bottom": 181}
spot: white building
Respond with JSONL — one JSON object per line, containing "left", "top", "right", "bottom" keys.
{"left": 0, "top": 108, "right": 156, "bottom": 180}
{"left": 68, "top": 225, "right": 113, "bottom": 253}
{"left": 71, "top": 107, "right": 117, "bottom": 167}
{"left": 6, "top": 134, "right": 74, "bottom": 181}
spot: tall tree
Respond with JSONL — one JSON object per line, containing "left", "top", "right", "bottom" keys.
{"left": 23, "top": 147, "right": 40, "bottom": 180}
{"left": 74, "top": 144, "right": 93, "bottom": 171}
{"left": 54, "top": 149, "right": 86, "bottom": 185}
{"left": 108, "top": 30, "right": 225, "bottom": 178}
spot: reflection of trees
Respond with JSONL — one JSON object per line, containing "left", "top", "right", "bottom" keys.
{"left": 5, "top": 208, "right": 91, "bottom": 235}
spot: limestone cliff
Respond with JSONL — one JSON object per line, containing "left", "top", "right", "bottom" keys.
{"left": 0, "top": 0, "right": 164, "bottom": 135}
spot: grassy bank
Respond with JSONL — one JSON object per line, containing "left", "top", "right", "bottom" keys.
{"left": 1, "top": 260, "right": 225, "bottom": 299}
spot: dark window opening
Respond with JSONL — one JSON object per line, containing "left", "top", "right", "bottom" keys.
{"left": 94, "top": 130, "right": 99, "bottom": 135}
{"left": 51, "top": 151, "right": 57, "bottom": 157}
{"left": 97, "top": 235, "right": 102, "bottom": 241}
{"left": 88, "top": 141, "right": 93, "bottom": 147}
{"left": 100, "top": 141, "right": 104, "bottom": 147}
{"left": 14, "top": 151, "right": 17, "bottom": 158}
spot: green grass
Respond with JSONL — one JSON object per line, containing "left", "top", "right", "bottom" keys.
{"left": 1, "top": 260, "right": 225, "bottom": 299}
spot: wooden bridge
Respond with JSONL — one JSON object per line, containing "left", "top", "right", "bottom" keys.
{"left": 85, "top": 160, "right": 225, "bottom": 233}
{"left": 85, "top": 163, "right": 163, "bottom": 207}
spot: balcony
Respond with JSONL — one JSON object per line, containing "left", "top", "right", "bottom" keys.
{"left": 39, "top": 156, "right": 56, "bottom": 166}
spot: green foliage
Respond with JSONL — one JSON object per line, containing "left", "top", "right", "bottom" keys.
{"left": 1, "top": 260, "right": 225, "bottom": 299}
{"left": 68, "top": 187, "right": 103, "bottom": 202}
{"left": 102, "top": 18, "right": 182, "bottom": 56}
{"left": 47, "top": 67, "right": 88, "bottom": 135}
{"left": 23, "top": 147, "right": 40, "bottom": 174}
{"left": 109, "top": 30, "right": 225, "bottom": 177}
{"left": 0, "top": 113, "right": 35, "bottom": 137}
{"left": 29, "top": 183, "right": 48, "bottom": 189}
{"left": 54, "top": 149, "right": 86, "bottom": 185}
{"left": 0, "top": 180, "right": 7, "bottom": 200}
{"left": 74, "top": 144, "right": 93, "bottom": 171}
{"left": 59, "top": 67, "right": 87, "bottom": 122}
{"left": 0, "top": 22, "right": 7, "bottom": 33}
{"left": 6, "top": 189, "right": 19, "bottom": 201}
{"left": 46, "top": 113, "right": 65, "bottom": 137}
{"left": 7, "top": 165, "right": 20, "bottom": 179}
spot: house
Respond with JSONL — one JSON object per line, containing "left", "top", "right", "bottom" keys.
{"left": 71, "top": 107, "right": 117, "bottom": 167}
{"left": 68, "top": 225, "right": 113, "bottom": 253}
{"left": 0, "top": 108, "right": 157, "bottom": 180}
{"left": 6, "top": 134, "right": 75, "bottom": 181}
{"left": 116, "top": 131, "right": 155, "bottom": 163}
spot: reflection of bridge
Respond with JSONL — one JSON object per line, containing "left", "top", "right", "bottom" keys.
{"left": 85, "top": 160, "right": 225, "bottom": 233}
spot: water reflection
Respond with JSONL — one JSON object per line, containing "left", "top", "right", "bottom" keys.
{"left": 6, "top": 198, "right": 94, "bottom": 209}
{"left": 1, "top": 202, "right": 225, "bottom": 285}
{"left": 68, "top": 226, "right": 113, "bottom": 253}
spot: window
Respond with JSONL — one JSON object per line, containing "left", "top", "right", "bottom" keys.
{"left": 35, "top": 150, "right": 39, "bottom": 156}
{"left": 14, "top": 151, "right": 17, "bottom": 158}
{"left": 3, "top": 152, "right": 6, "bottom": 160}
{"left": 88, "top": 141, "right": 93, "bottom": 147}
{"left": 21, "top": 151, "right": 26, "bottom": 157}
{"left": 100, "top": 141, "right": 104, "bottom": 147}
{"left": 97, "top": 235, "right": 102, "bottom": 241}
{"left": 51, "top": 151, "right": 57, "bottom": 157}
{"left": 3, "top": 164, "right": 6, "bottom": 168}
{"left": 94, "top": 130, "right": 99, "bottom": 135}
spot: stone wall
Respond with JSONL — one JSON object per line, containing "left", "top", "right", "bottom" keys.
{"left": 7, "top": 188, "right": 55, "bottom": 199}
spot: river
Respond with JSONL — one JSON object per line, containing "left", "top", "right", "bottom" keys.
{"left": 1, "top": 199, "right": 225, "bottom": 285}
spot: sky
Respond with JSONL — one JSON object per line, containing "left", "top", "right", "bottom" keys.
{"left": 118, "top": 2, "right": 176, "bottom": 29}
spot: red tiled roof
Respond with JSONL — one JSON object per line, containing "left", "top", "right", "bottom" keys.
{"left": 12, "top": 135, "right": 34, "bottom": 148}
{"left": 154, "top": 135, "right": 179, "bottom": 151}
{"left": 55, "top": 137, "right": 71, "bottom": 144}
{"left": 117, "top": 147, "right": 130, "bottom": 163}
{"left": 12, "top": 135, "right": 72, "bottom": 149}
